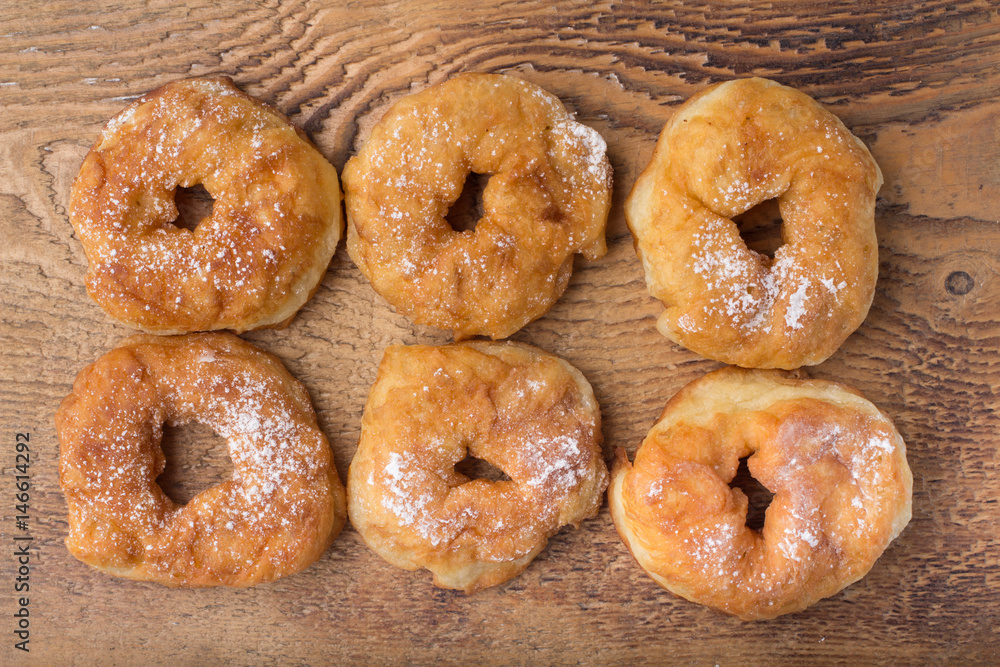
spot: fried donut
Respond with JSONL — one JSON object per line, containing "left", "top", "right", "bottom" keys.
{"left": 342, "top": 73, "right": 612, "bottom": 339}
{"left": 608, "top": 366, "right": 912, "bottom": 620}
{"left": 626, "top": 77, "right": 883, "bottom": 369}
{"left": 69, "top": 76, "right": 343, "bottom": 334}
{"left": 347, "top": 341, "right": 608, "bottom": 592}
{"left": 56, "top": 333, "right": 347, "bottom": 587}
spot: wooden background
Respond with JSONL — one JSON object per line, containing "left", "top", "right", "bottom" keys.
{"left": 2, "top": 0, "right": 999, "bottom": 664}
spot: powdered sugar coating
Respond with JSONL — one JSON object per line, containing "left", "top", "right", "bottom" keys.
{"left": 609, "top": 367, "right": 912, "bottom": 620}
{"left": 56, "top": 333, "right": 347, "bottom": 587}
{"left": 625, "top": 77, "right": 883, "bottom": 368}
{"left": 348, "top": 341, "right": 608, "bottom": 592}
{"left": 343, "top": 73, "right": 612, "bottom": 340}
{"left": 69, "top": 76, "right": 343, "bottom": 334}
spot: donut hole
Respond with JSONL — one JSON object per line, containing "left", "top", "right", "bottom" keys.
{"left": 733, "top": 198, "right": 783, "bottom": 260}
{"left": 454, "top": 452, "right": 510, "bottom": 483}
{"left": 172, "top": 184, "right": 215, "bottom": 232}
{"left": 445, "top": 171, "right": 489, "bottom": 234}
{"left": 729, "top": 456, "right": 773, "bottom": 532}
{"left": 157, "top": 421, "right": 233, "bottom": 505}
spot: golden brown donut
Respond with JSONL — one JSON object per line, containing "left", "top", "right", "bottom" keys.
{"left": 625, "top": 77, "right": 883, "bottom": 369}
{"left": 56, "top": 333, "right": 347, "bottom": 587}
{"left": 347, "top": 341, "right": 608, "bottom": 592}
{"left": 69, "top": 76, "right": 343, "bottom": 334}
{"left": 342, "top": 73, "right": 612, "bottom": 340}
{"left": 609, "top": 366, "right": 912, "bottom": 620}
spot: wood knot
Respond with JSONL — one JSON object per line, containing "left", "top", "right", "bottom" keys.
{"left": 945, "top": 271, "right": 974, "bottom": 296}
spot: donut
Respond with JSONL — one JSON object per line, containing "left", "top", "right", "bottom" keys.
{"left": 347, "top": 341, "right": 608, "bottom": 592}
{"left": 342, "top": 72, "right": 612, "bottom": 340}
{"left": 69, "top": 76, "right": 343, "bottom": 334}
{"left": 608, "top": 366, "right": 912, "bottom": 620}
{"left": 56, "top": 333, "right": 347, "bottom": 587}
{"left": 625, "top": 77, "right": 883, "bottom": 369}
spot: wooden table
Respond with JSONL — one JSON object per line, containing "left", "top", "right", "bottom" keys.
{"left": 2, "top": 1, "right": 998, "bottom": 663}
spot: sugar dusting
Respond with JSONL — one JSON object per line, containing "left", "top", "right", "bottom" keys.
{"left": 369, "top": 397, "right": 597, "bottom": 549}
{"left": 551, "top": 111, "right": 612, "bottom": 188}
{"left": 524, "top": 434, "right": 583, "bottom": 489}
{"left": 358, "top": 345, "right": 605, "bottom": 567}
{"left": 688, "top": 214, "right": 846, "bottom": 336}
{"left": 174, "top": 351, "right": 325, "bottom": 521}
{"left": 784, "top": 279, "right": 811, "bottom": 330}
{"left": 376, "top": 449, "right": 465, "bottom": 547}
{"left": 74, "top": 77, "right": 332, "bottom": 328}
{"left": 61, "top": 340, "right": 334, "bottom": 578}
{"left": 641, "top": 402, "right": 905, "bottom": 606}
{"left": 644, "top": 83, "right": 875, "bottom": 354}
{"left": 347, "top": 74, "right": 610, "bottom": 335}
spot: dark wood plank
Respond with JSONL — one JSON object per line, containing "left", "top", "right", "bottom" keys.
{"left": 2, "top": 0, "right": 999, "bottom": 663}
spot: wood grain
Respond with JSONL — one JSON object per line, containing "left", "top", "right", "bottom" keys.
{"left": 2, "top": 0, "right": 1000, "bottom": 664}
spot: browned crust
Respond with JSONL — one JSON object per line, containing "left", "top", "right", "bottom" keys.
{"left": 69, "top": 76, "right": 343, "bottom": 334}
{"left": 347, "top": 340, "right": 608, "bottom": 592}
{"left": 624, "top": 77, "right": 882, "bottom": 369}
{"left": 56, "top": 332, "right": 347, "bottom": 587}
{"left": 342, "top": 72, "right": 612, "bottom": 340}
{"left": 608, "top": 367, "right": 912, "bottom": 620}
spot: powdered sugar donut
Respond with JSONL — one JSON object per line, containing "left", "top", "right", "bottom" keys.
{"left": 347, "top": 341, "right": 608, "bottom": 592}
{"left": 69, "top": 76, "right": 343, "bottom": 334}
{"left": 56, "top": 333, "right": 347, "bottom": 587}
{"left": 609, "top": 366, "right": 912, "bottom": 620}
{"left": 343, "top": 73, "right": 612, "bottom": 339}
{"left": 626, "top": 77, "right": 883, "bottom": 368}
